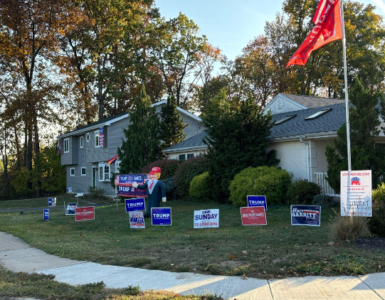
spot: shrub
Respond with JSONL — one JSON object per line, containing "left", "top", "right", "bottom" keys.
{"left": 87, "top": 186, "right": 107, "bottom": 198}
{"left": 312, "top": 194, "right": 336, "bottom": 209}
{"left": 368, "top": 183, "right": 385, "bottom": 237}
{"left": 174, "top": 156, "right": 209, "bottom": 199}
{"left": 190, "top": 172, "right": 211, "bottom": 202}
{"left": 286, "top": 179, "right": 321, "bottom": 205}
{"left": 162, "top": 177, "right": 176, "bottom": 200}
{"left": 141, "top": 159, "right": 179, "bottom": 180}
{"left": 229, "top": 166, "right": 292, "bottom": 207}
{"left": 330, "top": 209, "right": 369, "bottom": 241}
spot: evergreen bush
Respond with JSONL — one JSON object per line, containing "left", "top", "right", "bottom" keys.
{"left": 368, "top": 183, "right": 385, "bottom": 237}
{"left": 286, "top": 179, "right": 321, "bottom": 205}
{"left": 162, "top": 177, "right": 176, "bottom": 200}
{"left": 312, "top": 194, "right": 336, "bottom": 209}
{"left": 229, "top": 166, "right": 292, "bottom": 207}
{"left": 189, "top": 172, "right": 211, "bottom": 202}
{"left": 141, "top": 159, "right": 180, "bottom": 180}
{"left": 174, "top": 156, "right": 209, "bottom": 199}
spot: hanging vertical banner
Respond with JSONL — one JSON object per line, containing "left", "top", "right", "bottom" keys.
{"left": 247, "top": 195, "right": 267, "bottom": 211}
{"left": 340, "top": 170, "right": 372, "bottom": 217}
{"left": 75, "top": 207, "right": 95, "bottom": 221}
{"left": 291, "top": 205, "right": 321, "bottom": 226}
{"left": 240, "top": 207, "right": 267, "bottom": 226}
{"left": 151, "top": 207, "right": 172, "bottom": 226}
{"left": 125, "top": 198, "right": 146, "bottom": 212}
{"left": 99, "top": 127, "right": 104, "bottom": 147}
{"left": 43, "top": 209, "right": 49, "bottom": 220}
{"left": 129, "top": 211, "right": 146, "bottom": 229}
{"left": 194, "top": 209, "right": 220, "bottom": 229}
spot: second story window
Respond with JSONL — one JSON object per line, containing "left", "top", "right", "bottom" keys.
{"left": 95, "top": 130, "right": 100, "bottom": 147}
{"left": 86, "top": 133, "right": 90, "bottom": 142}
{"left": 64, "top": 138, "right": 69, "bottom": 153}
{"left": 80, "top": 136, "right": 84, "bottom": 148}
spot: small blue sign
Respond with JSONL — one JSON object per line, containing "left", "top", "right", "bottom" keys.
{"left": 247, "top": 195, "right": 267, "bottom": 211}
{"left": 48, "top": 197, "right": 56, "bottom": 207}
{"left": 66, "top": 186, "right": 72, "bottom": 193}
{"left": 119, "top": 174, "right": 143, "bottom": 185}
{"left": 291, "top": 205, "right": 321, "bottom": 227}
{"left": 125, "top": 198, "right": 146, "bottom": 212}
{"left": 151, "top": 207, "right": 172, "bottom": 226}
{"left": 43, "top": 209, "right": 49, "bottom": 220}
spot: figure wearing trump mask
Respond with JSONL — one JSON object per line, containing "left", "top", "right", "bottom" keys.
{"left": 132, "top": 167, "right": 166, "bottom": 218}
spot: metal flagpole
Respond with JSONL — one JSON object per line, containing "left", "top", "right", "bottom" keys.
{"left": 340, "top": 0, "right": 352, "bottom": 171}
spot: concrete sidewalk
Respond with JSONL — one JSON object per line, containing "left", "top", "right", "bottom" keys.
{"left": 0, "top": 231, "right": 384, "bottom": 300}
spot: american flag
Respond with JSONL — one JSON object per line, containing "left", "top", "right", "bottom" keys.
{"left": 99, "top": 127, "right": 104, "bottom": 147}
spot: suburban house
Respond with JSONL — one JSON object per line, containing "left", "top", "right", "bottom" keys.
{"left": 58, "top": 100, "right": 204, "bottom": 196}
{"left": 163, "top": 93, "right": 385, "bottom": 196}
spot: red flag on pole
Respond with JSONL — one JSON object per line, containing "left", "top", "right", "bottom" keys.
{"left": 286, "top": 0, "right": 343, "bottom": 68}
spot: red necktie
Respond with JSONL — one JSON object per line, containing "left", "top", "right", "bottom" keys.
{"left": 149, "top": 181, "right": 154, "bottom": 190}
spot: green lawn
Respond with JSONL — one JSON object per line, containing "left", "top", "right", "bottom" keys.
{"left": 0, "top": 198, "right": 384, "bottom": 279}
{"left": 0, "top": 195, "right": 90, "bottom": 210}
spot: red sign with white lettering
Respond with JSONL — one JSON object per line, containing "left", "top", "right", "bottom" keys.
{"left": 240, "top": 207, "right": 267, "bottom": 226}
{"left": 75, "top": 207, "right": 95, "bottom": 221}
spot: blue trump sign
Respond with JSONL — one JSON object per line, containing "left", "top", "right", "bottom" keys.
{"left": 119, "top": 174, "right": 143, "bottom": 185}
{"left": 291, "top": 205, "right": 321, "bottom": 227}
{"left": 125, "top": 198, "right": 146, "bottom": 212}
{"left": 48, "top": 197, "right": 56, "bottom": 207}
{"left": 151, "top": 207, "right": 172, "bottom": 226}
{"left": 43, "top": 209, "right": 49, "bottom": 220}
{"left": 247, "top": 195, "right": 267, "bottom": 211}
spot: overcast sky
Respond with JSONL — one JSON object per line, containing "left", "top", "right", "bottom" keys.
{"left": 156, "top": 0, "right": 385, "bottom": 63}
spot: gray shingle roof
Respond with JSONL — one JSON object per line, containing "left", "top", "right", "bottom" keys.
{"left": 163, "top": 131, "right": 207, "bottom": 152}
{"left": 163, "top": 102, "right": 346, "bottom": 151}
{"left": 270, "top": 102, "right": 345, "bottom": 139}
{"left": 283, "top": 94, "right": 344, "bottom": 108}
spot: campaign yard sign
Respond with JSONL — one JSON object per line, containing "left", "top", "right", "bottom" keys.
{"left": 66, "top": 186, "right": 72, "bottom": 193}
{"left": 151, "top": 207, "right": 172, "bottom": 226}
{"left": 125, "top": 198, "right": 146, "bottom": 212}
{"left": 118, "top": 186, "right": 146, "bottom": 198}
{"left": 340, "top": 170, "right": 372, "bottom": 217}
{"left": 116, "top": 174, "right": 147, "bottom": 197}
{"left": 291, "top": 205, "right": 321, "bottom": 227}
{"left": 247, "top": 195, "right": 267, "bottom": 211}
{"left": 129, "top": 211, "right": 145, "bottom": 229}
{"left": 240, "top": 207, "right": 267, "bottom": 226}
{"left": 48, "top": 197, "right": 56, "bottom": 207}
{"left": 75, "top": 207, "right": 95, "bottom": 221}
{"left": 65, "top": 203, "right": 77, "bottom": 215}
{"left": 43, "top": 209, "right": 49, "bottom": 220}
{"left": 194, "top": 209, "right": 219, "bottom": 228}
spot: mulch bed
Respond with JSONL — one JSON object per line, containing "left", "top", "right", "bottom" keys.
{"left": 354, "top": 237, "right": 385, "bottom": 251}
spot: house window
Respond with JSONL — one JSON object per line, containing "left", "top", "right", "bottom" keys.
{"left": 70, "top": 167, "right": 75, "bottom": 176}
{"left": 86, "top": 133, "right": 90, "bottom": 142}
{"left": 80, "top": 136, "right": 84, "bottom": 148}
{"left": 305, "top": 108, "right": 332, "bottom": 120}
{"left": 98, "top": 163, "right": 110, "bottom": 181}
{"left": 179, "top": 154, "right": 186, "bottom": 162}
{"left": 64, "top": 138, "right": 69, "bottom": 153}
{"left": 81, "top": 167, "right": 86, "bottom": 176}
{"left": 187, "top": 154, "right": 194, "bottom": 160}
{"left": 95, "top": 130, "right": 100, "bottom": 147}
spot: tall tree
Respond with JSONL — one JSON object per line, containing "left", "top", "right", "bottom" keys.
{"left": 326, "top": 78, "right": 385, "bottom": 193}
{"left": 202, "top": 90, "right": 279, "bottom": 202}
{"left": 159, "top": 95, "right": 187, "bottom": 149}
{"left": 117, "top": 85, "right": 162, "bottom": 174}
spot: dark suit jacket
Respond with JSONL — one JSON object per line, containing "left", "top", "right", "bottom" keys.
{"left": 136, "top": 180, "right": 166, "bottom": 213}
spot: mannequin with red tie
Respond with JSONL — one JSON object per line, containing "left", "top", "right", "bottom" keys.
{"left": 132, "top": 167, "right": 166, "bottom": 218}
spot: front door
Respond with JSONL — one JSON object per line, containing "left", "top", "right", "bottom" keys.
{"left": 92, "top": 167, "right": 96, "bottom": 188}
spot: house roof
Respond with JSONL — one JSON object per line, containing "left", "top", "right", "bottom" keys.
{"left": 58, "top": 100, "right": 202, "bottom": 138}
{"left": 163, "top": 102, "right": 347, "bottom": 153}
{"left": 283, "top": 94, "right": 344, "bottom": 108}
{"left": 270, "top": 102, "right": 345, "bottom": 139}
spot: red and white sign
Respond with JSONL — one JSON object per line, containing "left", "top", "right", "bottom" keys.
{"left": 240, "top": 207, "right": 267, "bottom": 226}
{"left": 340, "top": 170, "right": 372, "bottom": 217}
{"left": 75, "top": 207, "right": 95, "bottom": 221}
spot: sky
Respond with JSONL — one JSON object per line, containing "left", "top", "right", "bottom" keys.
{"left": 156, "top": 0, "right": 385, "bottom": 64}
